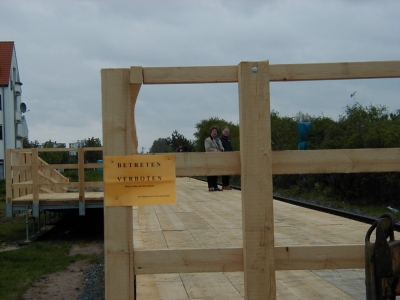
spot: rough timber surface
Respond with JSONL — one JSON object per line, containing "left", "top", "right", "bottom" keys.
{"left": 134, "top": 177, "right": 400, "bottom": 300}
{"left": 11, "top": 192, "right": 104, "bottom": 206}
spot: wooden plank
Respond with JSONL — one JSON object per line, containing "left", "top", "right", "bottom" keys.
{"left": 134, "top": 248, "right": 243, "bottom": 274}
{"left": 141, "top": 61, "right": 400, "bottom": 84}
{"left": 272, "top": 148, "right": 400, "bottom": 174}
{"left": 78, "top": 148, "right": 85, "bottom": 204}
{"left": 102, "top": 67, "right": 142, "bottom": 300}
{"left": 270, "top": 60, "right": 400, "bottom": 81}
{"left": 180, "top": 273, "right": 243, "bottom": 300}
{"left": 276, "top": 270, "right": 357, "bottom": 299}
{"left": 175, "top": 151, "right": 241, "bottom": 176}
{"left": 238, "top": 61, "right": 275, "bottom": 299}
{"left": 136, "top": 274, "right": 189, "bottom": 300}
{"left": 31, "top": 149, "right": 39, "bottom": 205}
{"left": 5, "top": 149, "right": 12, "bottom": 205}
{"left": 274, "top": 245, "right": 364, "bottom": 270}
{"left": 133, "top": 245, "right": 364, "bottom": 274}
{"left": 178, "top": 148, "right": 400, "bottom": 176}
{"left": 143, "top": 65, "right": 238, "bottom": 84}
{"left": 12, "top": 151, "right": 20, "bottom": 198}
{"left": 9, "top": 147, "right": 400, "bottom": 179}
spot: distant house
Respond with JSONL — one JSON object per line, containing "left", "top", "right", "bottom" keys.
{"left": 0, "top": 41, "right": 28, "bottom": 178}
{"left": 68, "top": 139, "right": 86, "bottom": 156}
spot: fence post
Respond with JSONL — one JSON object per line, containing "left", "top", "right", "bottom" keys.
{"left": 238, "top": 61, "right": 276, "bottom": 299}
{"left": 5, "top": 149, "right": 12, "bottom": 217}
{"left": 31, "top": 148, "right": 39, "bottom": 217}
{"left": 102, "top": 67, "right": 142, "bottom": 300}
{"left": 78, "top": 147, "right": 85, "bottom": 216}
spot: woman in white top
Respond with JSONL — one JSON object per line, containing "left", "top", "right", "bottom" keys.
{"left": 204, "top": 126, "right": 224, "bottom": 191}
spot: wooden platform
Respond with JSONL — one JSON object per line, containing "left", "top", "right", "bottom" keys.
{"left": 134, "top": 177, "right": 399, "bottom": 300}
{"left": 11, "top": 192, "right": 104, "bottom": 207}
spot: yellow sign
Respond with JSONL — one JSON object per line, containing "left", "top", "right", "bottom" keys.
{"left": 104, "top": 154, "right": 176, "bottom": 206}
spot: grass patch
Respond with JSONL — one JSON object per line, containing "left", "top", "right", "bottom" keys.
{"left": 0, "top": 211, "right": 27, "bottom": 245}
{"left": 0, "top": 179, "right": 29, "bottom": 246}
{"left": 0, "top": 177, "right": 103, "bottom": 299}
{"left": 0, "top": 241, "right": 98, "bottom": 299}
{"left": 62, "top": 169, "right": 103, "bottom": 182}
{"left": 274, "top": 186, "right": 400, "bottom": 221}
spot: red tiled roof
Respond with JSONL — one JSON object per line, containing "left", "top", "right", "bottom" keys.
{"left": 0, "top": 41, "right": 15, "bottom": 86}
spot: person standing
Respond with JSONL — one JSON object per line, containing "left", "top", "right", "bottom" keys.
{"left": 219, "top": 126, "right": 234, "bottom": 190}
{"left": 204, "top": 126, "right": 224, "bottom": 191}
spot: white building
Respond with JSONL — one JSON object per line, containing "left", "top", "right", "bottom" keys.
{"left": 0, "top": 41, "right": 28, "bottom": 178}
{"left": 68, "top": 139, "right": 86, "bottom": 155}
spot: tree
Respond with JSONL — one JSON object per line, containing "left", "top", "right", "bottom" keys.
{"left": 84, "top": 137, "right": 102, "bottom": 163}
{"left": 270, "top": 110, "right": 297, "bottom": 150}
{"left": 39, "top": 140, "right": 68, "bottom": 164}
{"left": 22, "top": 138, "right": 40, "bottom": 149}
{"left": 337, "top": 103, "right": 400, "bottom": 149}
{"left": 165, "top": 130, "right": 194, "bottom": 152}
{"left": 193, "top": 117, "right": 239, "bottom": 152}
{"left": 149, "top": 138, "right": 170, "bottom": 153}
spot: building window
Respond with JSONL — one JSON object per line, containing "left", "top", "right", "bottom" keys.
{"left": 0, "top": 95, "right": 2, "bottom": 110}
{"left": 0, "top": 125, "right": 3, "bottom": 140}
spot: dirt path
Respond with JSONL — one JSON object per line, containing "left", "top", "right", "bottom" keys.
{"left": 22, "top": 243, "right": 103, "bottom": 300}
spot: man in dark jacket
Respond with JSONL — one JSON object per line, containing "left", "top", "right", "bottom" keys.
{"left": 219, "top": 126, "right": 234, "bottom": 190}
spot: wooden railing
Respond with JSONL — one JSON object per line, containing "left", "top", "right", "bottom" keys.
{"left": 5, "top": 147, "right": 103, "bottom": 217}
{"left": 102, "top": 60, "right": 400, "bottom": 300}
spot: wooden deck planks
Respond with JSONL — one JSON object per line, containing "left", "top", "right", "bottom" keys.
{"left": 10, "top": 177, "right": 398, "bottom": 299}
{"left": 135, "top": 177, "right": 399, "bottom": 299}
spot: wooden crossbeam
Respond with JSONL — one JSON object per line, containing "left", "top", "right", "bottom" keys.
{"left": 174, "top": 148, "right": 399, "bottom": 176}
{"left": 142, "top": 61, "right": 400, "bottom": 84}
{"left": 133, "top": 245, "right": 364, "bottom": 275}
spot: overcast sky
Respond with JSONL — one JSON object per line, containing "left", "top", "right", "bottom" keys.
{"left": 1, "top": 0, "right": 399, "bottom": 152}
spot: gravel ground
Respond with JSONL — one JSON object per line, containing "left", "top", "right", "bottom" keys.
{"left": 77, "top": 253, "right": 105, "bottom": 300}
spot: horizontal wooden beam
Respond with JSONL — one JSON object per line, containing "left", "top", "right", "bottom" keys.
{"left": 12, "top": 181, "right": 103, "bottom": 189}
{"left": 133, "top": 245, "right": 364, "bottom": 274}
{"left": 9, "top": 148, "right": 399, "bottom": 178}
{"left": 142, "top": 61, "right": 400, "bottom": 84}
{"left": 12, "top": 163, "right": 103, "bottom": 170}
{"left": 175, "top": 152, "right": 241, "bottom": 176}
{"left": 134, "top": 248, "right": 242, "bottom": 274}
{"left": 274, "top": 244, "right": 364, "bottom": 270}
{"left": 9, "top": 147, "right": 103, "bottom": 153}
{"left": 272, "top": 148, "right": 400, "bottom": 174}
{"left": 270, "top": 61, "right": 400, "bottom": 81}
{"left": 175, "top": 148, "right": 399, "bottom": 176}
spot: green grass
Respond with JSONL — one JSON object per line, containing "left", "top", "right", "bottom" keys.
{"left": 0, "top": 178, "right": 102, "bottom": 299}
{"left": 274, "top": 186, "right": 400, "bottom": 221}
{"left": 0, "top": 241, "right": 98, "bottom": 300}
{"left": 62, "top": 169, "right": 103, "bottom": 182}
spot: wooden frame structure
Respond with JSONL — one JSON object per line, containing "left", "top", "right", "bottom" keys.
{"left": 101, "top": 60, "right": 400, "bottom": 299}
{"left": 5, "top": 147, "right": 104, "bottom": 217}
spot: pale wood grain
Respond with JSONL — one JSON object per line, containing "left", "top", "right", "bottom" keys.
{"left": 141, "top": 61, "right": 399, "bottom": 84}
{"left": 102, "top": 67, "right": 140, "bottom": 300}
{"left": 239, "top": 61, "right": 276, "bottom": 299}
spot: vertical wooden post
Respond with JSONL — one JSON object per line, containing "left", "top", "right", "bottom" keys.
{"left": 12, "top": 151, "right": 20, "bottom": 198}
{"left": 102, "top": 67, "right": 142, "bottom": 300}
{"left": 78, "top": 147, "right": 85, "bottom": 215}
{"left": 31, "top": 148, "right": 39, "bottom": 217}
{"left": 5, "top": 149, "right": 12, "bottom": 217}
{"left": 26, "top": 151, "right": 32, "bottom": 194}
{"left": 19, "top": 152, "right": 26, "bottom": 196}
{"left": 238, "top": 61, "right": 276, "bottom": 299}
